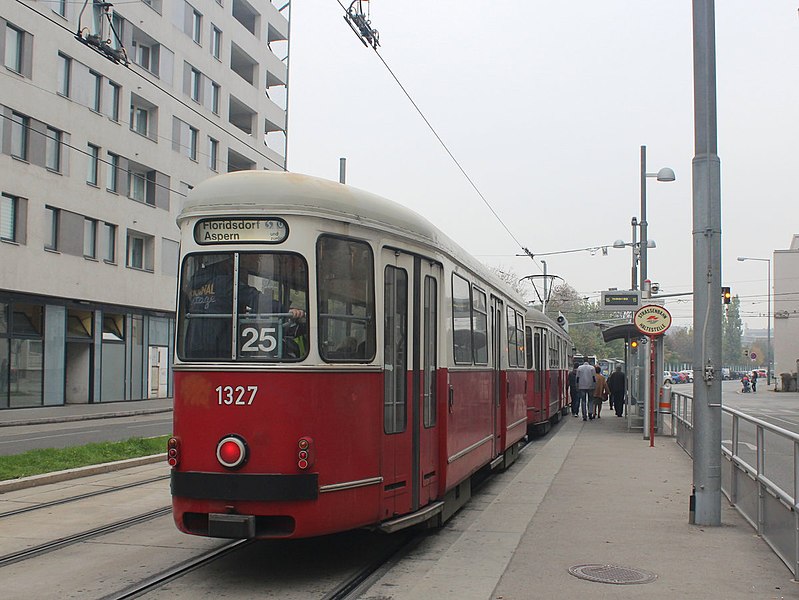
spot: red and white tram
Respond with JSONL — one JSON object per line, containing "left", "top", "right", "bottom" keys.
{"left": 524, "top": 309, "right": 572, "bottom": 435}
{"left": 169, "top": 171, "right": 569, "bottom": 539}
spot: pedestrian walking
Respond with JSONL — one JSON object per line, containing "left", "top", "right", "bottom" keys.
{"left": 607, "top": 365, "right": 626, "bottom": 417}
{"left": 592, "top": 365, "right": 610, "bottom": 419}
{"left": 576, "top": 360, "right": 596, "bottom": 421}
{"left": 751, "top": 370, "right": 758, "bottom": 393}
{"left": 569, "top": 364, "right": 580, "bottom": 417}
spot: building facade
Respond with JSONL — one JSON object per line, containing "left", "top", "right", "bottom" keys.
{"left": 774, "top": 235, "right": 799, "bottom": 388}
{"left": 0, "top": 0, "right": 289, "bottom": 408}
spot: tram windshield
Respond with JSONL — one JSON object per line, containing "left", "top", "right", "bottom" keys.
{"left": 177, "top": 252, "right": 309, "bottom": 361}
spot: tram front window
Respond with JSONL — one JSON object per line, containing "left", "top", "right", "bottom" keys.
{"left": 178, "top": 252, "right": 309, "bottom": 361}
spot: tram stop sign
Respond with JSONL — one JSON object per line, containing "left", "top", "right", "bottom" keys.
{"left": 633, "top": 305, "right": 672, "bottom": 337}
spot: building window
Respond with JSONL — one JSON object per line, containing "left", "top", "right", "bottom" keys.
{"left": 131, "top": 106, "right": 149, "bottom": 136}
{"left": 10, "top": 112, "right": 29, "bottom": 160}
{"left": 110, "top": 13, "right": 124, "bottom": 50}
{"left": 189, "top": 126, "right": 198, "bottom": 160}
{"left": 4, "top": 25, "right": 23, "bottom": 73}
{"left": 211, "top": 82, "right": 220, "bottom": 114}
{"left": 91, "top": 71, "right": 102, "bottom": 112}
{"left": 57, "top": 53, "right": 71, "bottom": 97}
{"left": 109, "top": 82, "right": 121, "bottom": 121}
{"left": 84, "top": 218, "right": 97, "bottom": 258}
{"left": 190, "top": 68, "right": 201, "bottom": 102}
{"left": 208, "top": 137, "right": 218, "bottom": 170}
{"left": 45, "top": 206, "right": 59, "bottom": 250}
{"left": 107, "top": 152, "right": 120, "bottom": 192}
{"left": 130, "top": 172, "right": 146, "bottom": 202}
{"left": 126, "top": 231, "right": 153, "bottom": 271}
{"left": 211, "top": 26, "right": 221, "bottom": 59}
{"left": 102, "top": 222, "right": 116, "bottom": 262}
{"left": 87, "top": 144, "right": 100, "bottom": 185}
{"left": 192, "top": 9, "right": 202, "bottom": 44}
{"left": 53, "top": 0, "right": 66, "bottom": 17}
{"left": 1, "top": 194, "right": 18, "bottom": 242}
{"left": 45, "top": 127, "right": 62, "bottom": 172}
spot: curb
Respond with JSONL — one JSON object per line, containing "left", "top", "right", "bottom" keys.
{"left": 0, "top": 408, "right": 172, "bottom": 428}
{"left": 0, "top": 453, "right": 167, "bottom": 494}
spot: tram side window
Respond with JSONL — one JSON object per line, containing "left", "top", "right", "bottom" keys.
{"left": 506, "top": 306, "right": 518, "bottom": 367}
{"left": 472, "top": 287, "right": 488, "bottom": 365}
{"left": 317, "top": 236, "right": 375, "bottom": 362}
{"left": 525, "top": 326, "right": 533, "bottom": 370}
{"left": 515, "top": 312, "right": 525, "bottom": 368}
{"left": 384, "top": 265, "right": 407, "bottom": 434}
{"left": 452, "top": 274, "right": 472, "bottom": 364}
{"left": 423, "top": 276, "right": 437, "bottom": 428}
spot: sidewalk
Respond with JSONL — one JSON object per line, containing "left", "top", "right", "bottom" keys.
{"left": 0, "top": 397, "right": 173, "bottom": 427}
{"left": 362, "top": 415, "right": 799, "bottom": 599}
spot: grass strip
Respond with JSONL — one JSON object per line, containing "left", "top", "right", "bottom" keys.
{"left": 0, "top": 436, "right": 169, "bottom": 481}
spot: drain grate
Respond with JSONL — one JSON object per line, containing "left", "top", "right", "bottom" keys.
{"left": 568, "top": 564, "right": 658, "bottom": 585}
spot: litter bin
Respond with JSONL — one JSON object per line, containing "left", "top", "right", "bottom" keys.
{"left": 780, "top": 373, "right": 797, "bottom": 392}
{"left": 658, "top": 382, "right": 672, "bottom": 413}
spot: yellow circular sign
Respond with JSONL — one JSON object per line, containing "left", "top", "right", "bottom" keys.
{"left": 634, "top": 305, "right": 672, "bottom": 336}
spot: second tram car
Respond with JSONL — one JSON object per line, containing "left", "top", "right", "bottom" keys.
{"left": 169, "top": 171, "right": 571, "bottom": 539}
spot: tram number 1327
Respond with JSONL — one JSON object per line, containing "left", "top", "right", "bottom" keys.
{"left": 215, "top": 385, "right": 258, "bottom": 406}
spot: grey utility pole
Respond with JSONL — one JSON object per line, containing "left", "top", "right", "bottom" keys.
{"left": 692, "top": 0, "right": 722, "bottom": 526}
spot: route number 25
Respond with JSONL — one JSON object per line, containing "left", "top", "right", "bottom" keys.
{"left": 240, "top": 326, "right": 277, "bottom": 353}
{"left": 216, "top": 385, "right": 257, "bottom": 405}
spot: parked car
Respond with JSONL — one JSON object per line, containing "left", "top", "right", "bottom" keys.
{"left": 755, "top": 369, "right": 767, "bottom": 379}
{"left": 679, "top": 370, "right": 693, "bottom": 383}
{"left": 671, "top": 371, "right": 684, "bottom": 384}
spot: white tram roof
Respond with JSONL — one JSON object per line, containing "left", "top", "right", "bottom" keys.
{"left": 179, "top": 171, "right": 524, "bottom": 305}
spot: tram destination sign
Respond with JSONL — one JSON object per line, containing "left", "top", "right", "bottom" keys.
{"left": 195, "top": 218, "right": 288, "bottom": 245}
{"left": 633, "top": 304, "right": 672, "bottom": 337}
{"left": 600, "top": 290, "right": 641, "bottom": 310}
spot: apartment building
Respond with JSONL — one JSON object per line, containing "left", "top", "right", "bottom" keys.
{"left": 0, "top": 0, "right": 289, "bottom": 408}
{"left": 774, "top": 235, "right": 799, "bottom": 387}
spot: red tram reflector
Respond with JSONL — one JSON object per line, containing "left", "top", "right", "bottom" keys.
{"left": 166, "top": 437, "right": 180, "bottom": 467}
{"left": 216, "top": 436, "right": 248, "bottom": 469}
{"left": 297, "top": 459, "right": 309, "bottom": 470}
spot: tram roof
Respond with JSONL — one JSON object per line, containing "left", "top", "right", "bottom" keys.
{"left": 179, "top": 171, "right": 523, "bottom": 304}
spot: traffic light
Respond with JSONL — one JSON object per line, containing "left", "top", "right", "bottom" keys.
{"left": 722, "top": 286, "right": 731, "bottom": 304}
{"left": 630, "top": 339, "right": 639, "bottom": 353}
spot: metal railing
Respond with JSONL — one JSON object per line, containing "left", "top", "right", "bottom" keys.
{"left": 671, "top": 391, "right": 799, "bottom": 577}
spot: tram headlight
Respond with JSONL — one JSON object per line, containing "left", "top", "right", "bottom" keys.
{"left": 216, "top": 435, "right": 248, "bottom": 469}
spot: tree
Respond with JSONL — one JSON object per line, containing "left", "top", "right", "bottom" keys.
{"left": 546, "top": 283, "right": 626, "bottom": 358}
{"left": 663, "top": 326, "right": 693, "bottom": 365}
{"left": 722, "top": 295, "right": 743, "bottom": 366}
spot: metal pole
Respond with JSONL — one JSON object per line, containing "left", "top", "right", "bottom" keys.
{"left": 542, "top": 260, "right": 548, "bottom": 315}
{"left": 631, "top": 217, "right": 639, "bottom": 290}
{"left": 640, "top": 146, "right": 648, "bottom": 292}
{"left": 767, "top": 259, "right": 772, "bottom": 386}
{"left": 649, "top": 335, "right": 656, "bottom": 447}
{"left": 692, "top": 0, "right": 722, "bottom": 526}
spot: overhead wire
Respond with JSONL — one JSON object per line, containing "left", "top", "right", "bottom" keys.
{"left": 332, "top": 0, "right": 541, "bottom": 273}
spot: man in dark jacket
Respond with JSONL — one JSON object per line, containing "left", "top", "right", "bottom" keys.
{"left": 568, "top": 364, "right": 580, "bottom": 417}
{"left": 607, "top": 366, "right": 626, "bottom": 417}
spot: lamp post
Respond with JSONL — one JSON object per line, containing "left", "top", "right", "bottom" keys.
{"left": 639, "top": 145, "right": 676, "bottom": 292}
{"left": 613, "top": 234, "right": 656, "bottom": 291}
{"left": 737, "top": 256, "right": 772, "bottom": 385}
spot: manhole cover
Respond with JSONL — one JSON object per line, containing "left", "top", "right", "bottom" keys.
{"left": 568, "top": 564, "right": 658, "bottom": 585}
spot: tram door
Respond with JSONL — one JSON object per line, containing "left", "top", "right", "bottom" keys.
{"left": 491, "top": 298, "right": 504, "bottom": 455}
{"left": 381, "top": 249, "right": 441, "bottom": 518}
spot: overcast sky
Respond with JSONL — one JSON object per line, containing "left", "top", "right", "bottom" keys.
{"left": 286, "top": 1, "right": 799, "bottom": 330}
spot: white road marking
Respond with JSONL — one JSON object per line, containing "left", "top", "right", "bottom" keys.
{"left": 0, "top": 430, "right": 102, "bottom": 444}
{"left": 722, "top": 439, "right": 757, "bottom": 451}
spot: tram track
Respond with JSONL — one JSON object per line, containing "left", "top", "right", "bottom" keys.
{"left": 0, "top": 475, "right": 169, "bottom": 519}
{"left": 0, "top": 505, "right": 172, "bottom": 568}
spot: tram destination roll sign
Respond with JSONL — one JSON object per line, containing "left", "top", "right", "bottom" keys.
{"left": 633, "top": 305, "right": 672, "bottom": 337}
{"left": 195, "top": 218, "right": 288, "bottom": 244}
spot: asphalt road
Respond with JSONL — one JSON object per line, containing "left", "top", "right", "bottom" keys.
{"left": 0, "top": 413, "right": 173, "bottom": 455}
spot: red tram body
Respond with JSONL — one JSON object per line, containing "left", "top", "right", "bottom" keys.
{"left": 170, "top": 172, "right": 571, "bottom": 539}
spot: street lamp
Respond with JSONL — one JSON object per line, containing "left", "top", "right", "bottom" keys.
{"left": 613, "top": 236, "right": 656, "bottom": 290}
{"left": 737, "top": 256, "right": 772, "bottom": 385}
{"left": 640, "top": 145, "right": 676, "bottom": 292}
